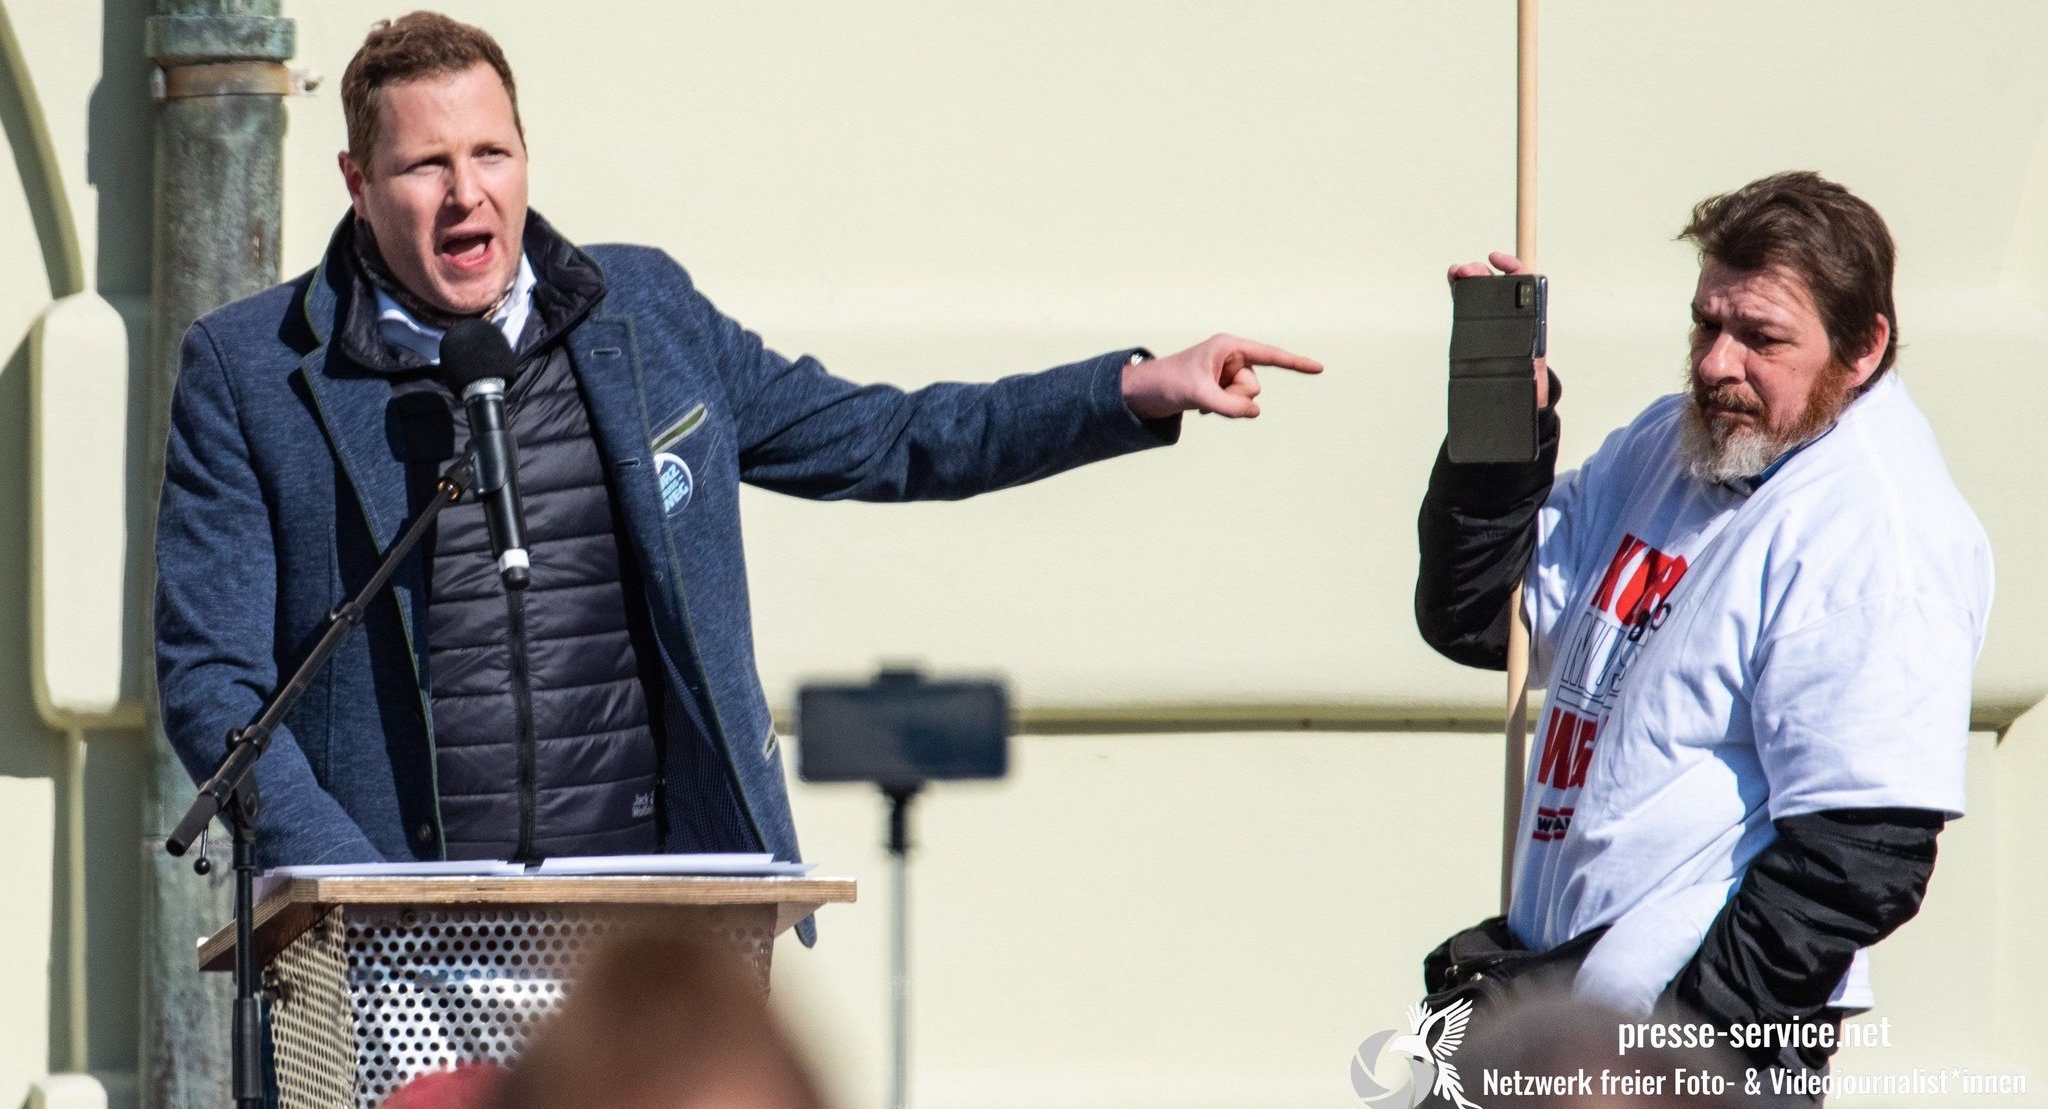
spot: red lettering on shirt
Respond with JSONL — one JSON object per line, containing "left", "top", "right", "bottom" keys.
{"left": 1536, "top": 707, "right": 1600, "bottom": 789}
{"left": 1591, "top": 535, "right": 1648, "bottom": 614}
{"left": 1532, "top": 806, "right": 1576, "bottom": 842}
{"left": 1593, "top": 533, "right": 1689, "bottom": 626}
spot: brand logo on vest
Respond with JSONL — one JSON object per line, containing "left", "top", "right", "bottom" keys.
{"left": 654, "top": 452, "right": 694, "bottom": 516}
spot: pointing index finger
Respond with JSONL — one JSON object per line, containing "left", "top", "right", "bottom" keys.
{"left": 1227, "top": 338, "right": 1324, "bottom": 374}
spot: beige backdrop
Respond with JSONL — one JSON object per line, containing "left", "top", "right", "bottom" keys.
{"left": 2, "top": 2, "right": 2043, "bottom": 1106}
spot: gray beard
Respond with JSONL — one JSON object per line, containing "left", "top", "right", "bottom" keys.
{"left": 1677, "top": 404, "right": 1790, "bottom": 484}
{"left": 1677, "top": 361, "right": 1862, "bottom": 486}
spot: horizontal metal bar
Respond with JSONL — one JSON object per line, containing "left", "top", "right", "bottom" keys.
{"left": 777, "top": 698, "right": 2035, "bottom": 738}
{"left": 156, "top": 61, "right": 292, "bottom": 100}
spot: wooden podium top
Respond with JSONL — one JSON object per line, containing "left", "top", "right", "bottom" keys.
{"left": 199, "top": 874, "right": 857, "bottom": 972}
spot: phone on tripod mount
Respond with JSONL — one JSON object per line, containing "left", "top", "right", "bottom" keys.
{"left": 796, "top": 668, "right": 1008, "bottom": 789}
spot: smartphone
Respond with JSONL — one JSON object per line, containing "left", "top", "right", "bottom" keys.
{"left": 796, "top": 670, "right": 1009, "bottom": 787}
{"left": 1447, "top": 273, "right": 1546, "bottom": 463}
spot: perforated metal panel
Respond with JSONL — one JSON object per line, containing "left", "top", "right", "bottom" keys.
{"left": 347, "top": 907, "right": 593, "bottom": 1106}
{"left": 268, "top": 903, "right": 775, "bottom": 1109}
{"left": 271, "top": 911, "right": 355, "bottom": 1109}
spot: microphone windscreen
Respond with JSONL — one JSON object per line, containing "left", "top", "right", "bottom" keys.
{"left": 439, "top": 319, "right": 518, "bottom": 392}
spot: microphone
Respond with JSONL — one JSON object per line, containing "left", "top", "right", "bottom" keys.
{"left": 440, "top": 319, "right": 530, "bottom": 590}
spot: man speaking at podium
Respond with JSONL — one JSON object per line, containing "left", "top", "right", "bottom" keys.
{"left": 1415, "top": 173, "right": 1991, "bottom": 1093}
{"left": 154, "top": 11, "right": 1320, "bottom": 941}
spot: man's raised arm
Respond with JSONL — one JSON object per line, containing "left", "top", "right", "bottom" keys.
{"left": 1416, "top": 251, "right": 1560, "bottom": 670}
{"left": 637, "top": 254, "right": 1322, "bottom": 502}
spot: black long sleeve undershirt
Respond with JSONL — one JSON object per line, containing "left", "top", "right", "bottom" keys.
{"left": 1667, "top": 807, "right": 1943, "bottom": 1062}
{"left": 1414, "top": 375, "right": 1562, "bottom": 670}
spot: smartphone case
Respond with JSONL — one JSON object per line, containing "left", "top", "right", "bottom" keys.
{"left": 1447, "top": 274, "right": 1545, "bottom": 463}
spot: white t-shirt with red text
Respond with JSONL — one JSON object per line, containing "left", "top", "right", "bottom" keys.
{"left": 1510, "top": 372, "right": 1992, "bottom": 1015}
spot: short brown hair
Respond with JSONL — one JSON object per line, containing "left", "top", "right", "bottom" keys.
{"left": 495, "top": 928, "right": 829, "bottom": 1109}
{"left": 1679, "top": 171, "right": 1899, "bottom": 378}
{"left": 341, "top": 12, "right": 522, "bottom": 166}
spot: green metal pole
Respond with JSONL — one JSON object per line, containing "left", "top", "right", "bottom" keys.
{"left": 140, "top": 5, "right": 293, "bottom": 1107}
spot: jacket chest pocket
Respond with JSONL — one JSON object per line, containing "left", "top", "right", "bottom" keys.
{"left": 651, "top": 403, "right": 708, "bottom": 454}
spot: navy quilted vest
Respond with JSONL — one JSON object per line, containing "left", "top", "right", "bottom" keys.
{"left": 352, "top": 222, "right": 672, "bottom": 861}
{"left": 424, "top": 340, "right": 666, "bottom": 860}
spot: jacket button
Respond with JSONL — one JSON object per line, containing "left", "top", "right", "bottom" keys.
{"left": 416, "top": 822, "right": 435, "bottom": 845}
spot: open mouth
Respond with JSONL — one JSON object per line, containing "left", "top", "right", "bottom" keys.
{"left": 437, "top": 231, "right": 494, "bottom": 270}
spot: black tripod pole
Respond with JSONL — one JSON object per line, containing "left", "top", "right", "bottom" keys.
{"left": 883, "top": 782, "right": 922, "bottom": 1109}
{"left": 165, "top": 457, "right": 472, "bottom": 1108}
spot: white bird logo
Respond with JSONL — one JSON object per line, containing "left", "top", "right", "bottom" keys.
{"left": 1386, "top": 998, "right": 1481, "bottom": 1109}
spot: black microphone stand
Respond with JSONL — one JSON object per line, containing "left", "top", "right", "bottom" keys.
{"left": 165, "top": 457, "right": 474, "bottom": 1108}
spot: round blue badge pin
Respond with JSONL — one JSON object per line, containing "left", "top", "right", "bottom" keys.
{"left": 654, "top": 451, "right": 693, "bottom": 516}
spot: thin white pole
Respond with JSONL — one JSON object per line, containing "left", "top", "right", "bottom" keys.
{"left": 1517, "top": 0, "right": 1539, "bottom": 268}
{"left": 1501, "top": 0, "right": 1539, "bottom": 916}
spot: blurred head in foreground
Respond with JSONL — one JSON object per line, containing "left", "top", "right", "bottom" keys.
{"left": 492, "top": 926, "right": 829, "bottom": 1109}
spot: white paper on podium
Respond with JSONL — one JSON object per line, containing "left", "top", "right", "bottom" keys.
{"left": 531, "top": 853, "right": 815, "bottom": 877}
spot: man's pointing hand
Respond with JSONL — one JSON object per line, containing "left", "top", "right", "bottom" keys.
{"left": 1121, "top": 333, "right": 1324, "bottom": 420}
